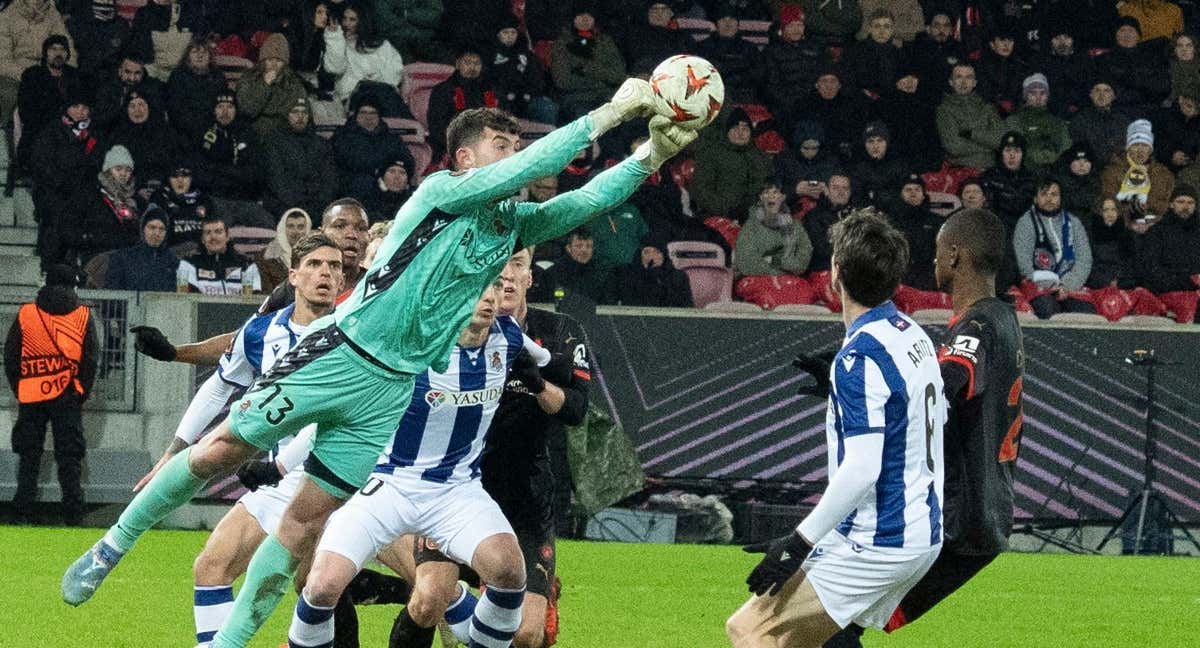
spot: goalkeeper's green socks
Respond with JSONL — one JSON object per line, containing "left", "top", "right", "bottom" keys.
{"left": 211, "top": 534, "right": 298, "bottom": 648}
{"left": 103, "top": 448, "right": 206, "bottom": 552}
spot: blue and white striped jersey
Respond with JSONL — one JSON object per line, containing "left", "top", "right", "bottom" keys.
{"left": 375, "top": 315, "right": 524, "bottom": 484}
{"left": 827, "top": 301, "right": 946, "bottom": 550}
{"left": 218, "top": 303, "right": 310, "bottom": 457}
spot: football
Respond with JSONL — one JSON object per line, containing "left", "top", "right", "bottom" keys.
{"left": 649, "top": 55, "right": 725, "bottom": 130}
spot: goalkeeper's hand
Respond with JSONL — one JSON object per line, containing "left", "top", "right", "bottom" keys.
{"left": 237, "top": 460, "right": 284, "bottom": 492}
{"left": 792, "top": 349, "right": 836, "bottom": 398}
{"left": 635, "top": 115, "right": 698, "bottom": 171}
{"left": 510, "top": 349, "right": 547, "bottom": 395}
{"left": 131, "top": 325, "right": 177, "bottom": 362}
{"left": 588, "top": 78, "right": 657, "bottom": 139}
{"left": 743, "top": 531, "right": 813, "bottom": 596}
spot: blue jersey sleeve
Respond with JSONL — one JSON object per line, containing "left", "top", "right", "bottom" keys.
{"left": 833, "top": 352, "right": 888, "bottom": 437}
{"left": 217, "top": 313, "right": 271, "bottom": 388}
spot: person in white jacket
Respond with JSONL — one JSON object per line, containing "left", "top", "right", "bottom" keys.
{"left": 322, "top": 2, "right": 404, "bottom": 108}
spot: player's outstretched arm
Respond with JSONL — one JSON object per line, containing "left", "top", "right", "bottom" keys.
{"left": 130, "top": 325, "right": 234, "bottom": 366}
{"left": 433, "top": 79, "right": 656, "bottom": 215}
{"left": 515, "top": 115, "right": 697, "bottom": 246}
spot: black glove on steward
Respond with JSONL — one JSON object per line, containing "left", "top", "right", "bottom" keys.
{"left": 237, "top": 460, "right": 283, "bottom": 492}
{"left": 131, "top": 325, "right": 177, "bottom": 362}
{"left": 511, "top": 349, "right": 546, "bottom": 394}
{"left": 743, "top": 531, "right": 814, "bottom": 596}
{"left": 792, "top": 349, "right": 836, "bottom": 398}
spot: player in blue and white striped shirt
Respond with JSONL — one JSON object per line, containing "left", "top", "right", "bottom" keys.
{"left": 289, "top": 281, "right": 543, "bottom": 648}
{"left": 728, "top": 209, "right": 946, "bottom": 648}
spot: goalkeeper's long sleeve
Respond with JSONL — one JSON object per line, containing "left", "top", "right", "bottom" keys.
{"left": 514, "top": 156, "right": 651, "bottom": 246}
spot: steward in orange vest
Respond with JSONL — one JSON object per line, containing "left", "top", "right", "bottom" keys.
{"left": 4, "top": 264, "right": 98, "bottom": 525}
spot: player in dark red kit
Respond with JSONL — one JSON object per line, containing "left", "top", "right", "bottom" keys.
{"left": 824, "top": 207, "right": 1025, "bottom": 647}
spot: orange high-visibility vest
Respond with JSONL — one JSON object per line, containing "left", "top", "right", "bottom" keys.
{"left": 16, "top": 302, "right": 90, "bottom": 404}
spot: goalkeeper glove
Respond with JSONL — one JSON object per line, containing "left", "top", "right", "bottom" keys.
{"left": 130, "top": 325, "right": 177, "bottom": 362}
{"left": 792, "top": 349, "right": 836, "bottom": 398}
{"left": 743, "top": 531, "right": 814, "bottom": 596}
{"left": 634, "top": 115, "right": 698, "bottom": 171}
{"left": 237, "top": 460, "right": 284, "bottom": 492}
{"left": 510, "top": 349, "right": 547, "bottom": 394}
{"left": 588, "top": 78, "right": 657, "bottom": 139}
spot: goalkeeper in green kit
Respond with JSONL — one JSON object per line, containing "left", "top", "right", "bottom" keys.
{"left": 62, "top": 78, "right": 696, "bottom": 647}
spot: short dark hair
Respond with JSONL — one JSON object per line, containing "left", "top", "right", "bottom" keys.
{"left": 941, "top": 208, "right": 1005, "bottom": 275}
{"left": 829, "top": 208, "right": 909, "bottom": 307}
{"left": 445, "top": 108, "right": 521, "bottom": 170}
{"left": 1036, "top": 177, "right": 1061, "bottom": 193}
{"left": 200, "top": 213, "right": 229, "bottom": 231}
{"left": 321, "top": 198, "right": 367, "bottom": 226}
{"left": 568, "top": 226, "right": 593, "bottom": 242}
{"left": 291, "top": 233, "right": 340, "bottom": 268}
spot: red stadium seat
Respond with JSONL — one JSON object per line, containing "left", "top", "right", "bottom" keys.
{"left": 675, "top": 18, "right": 715, "bottom": 41}
{"left": 739, "top": 19, "right": 770, "bottom": 46}
{"left": 681, "top": 266, "right": 733, "bottom": 307}
{"left": 229, "top": 226, "right": 276, "bottom": 257}
{"left": 735, "top": 103, "right": 772, "bottom": 124}
{"left": 117, "top": 0, "right": 146, "bottom": 22}
{"left": 667, "top": 240, "right": 726, "bottom": 269}
{"left": 213, "top": 55, "right": 254, "bottom": 85}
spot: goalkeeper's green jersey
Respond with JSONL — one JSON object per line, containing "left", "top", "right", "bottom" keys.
{"left": 334, "top": 114, "right": 650, "bottom": 374}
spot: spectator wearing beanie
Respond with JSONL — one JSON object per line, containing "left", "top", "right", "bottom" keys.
{"left": 106, "top": 88, "right": 187, "bottom": 184}
{"left": 0, "top": 0, "right": 74, "bottom": 125}
{"left": 798, "top": 0, "right": 861, "bottom": 45}
{"left": 1170, "top": 33, "right": 1199, "bottom": 102}
{"left": 486, "top": 13, "right": 557, "bottom": 124}
{"left": 851, "top": 120, "right": 908, "bottom": 207}
{"left": 1101, "top": 119, "right": 1175, "bottom": 222}
{"left": 1004, "top": 73, "right": 1071, "bottom": 174}
{"left": 375, "top": 0, "right": 443, "bottom": 63}
{"left": 606, "top": 231, "right": 693, "bottom": 307}
{"left": 733, "top": 179, "right": 812, "bottom": 279}
{"left": 256, "top": 206, "right": 313, "bottom": 293}
{"left": 982, "top": 131, "right": 1037, "bottom": 290}
{"left": 1117, "top": 0, "right": 1183, "bottom": 44}
{"left": 1095, "top": 16, "right": 1171, "bottom": 110}
{"left": 551, "top": 4, "right": 626, "bottom": 120}
{"left": 1151, "top": 90, "right": 1200, "bottom": 173}
{"left": 263, "top": 96, "right": 337, "bottom": 219}
{"left": 31, "top": 93, "right": 102, "bottom": 265}
{"left": 61, "top": 145, "right": 141, "bottom": 266}
{"left": 761, "top": 5, "right": 829, "bottom": 130}
{"left": 620, "top": 1, "right": 693, "bottom": 72}
{"left": 361, "top": 158, "right": 414, "bottom": 221}
{"left": 1138, "top": 184, "right": 1200, "bottom": 296}
{"left": 1069, "top": 79, "right": 1134, "bottom": 167}
{"left": 331, "top": 94, "right": 415, "bottom": 200}
{"left": 1085, "top": 197, "right": 1138, "bottom": 290}
{"left": 774, "top": 120, "right": 838, "bottom": 201}
{"left": 801, "top": 65, "right": 869, "bottom": 162}
{"left": 1035, "top": 25, "right": 1096, "bottom": 117}
{"left": 427, "top": 44, "right": 500, "bottom": 161}
{"left": 165, "top": 40, "right": 227, "bottom": 142}
{"left": 15, "top": 35, "right": 84, "bottom": 169}
{"left": 891, "top": 174, "right": 942, "bottom": 291}
{"left": 976, "top": 23, "right": 1032, "bottom": 110}
{"left": 105, "top": 204, "right": 179, "bottom": 291}
{"left": 936, "top": 62, "right": 1006, "bottom": 170}
{"left": 237, "top": 32, "right": 309, "bottom": 137}
{"left": 691, "top": 107, "right": 772, "bottom": 220}
{"left": 196, "top": 92, "right": 265, "bottom": 204}
{"left": 1054, "top": 144, "right": 1101, "bottom": 219}
{"left": 694, "top": 6, "right": 764, "bottom": 104}
{"left": 322, "top": 2, "right": 404, "bottom": 108}
{"left": 148, "top": 165, "right": 213, "bottom": 253}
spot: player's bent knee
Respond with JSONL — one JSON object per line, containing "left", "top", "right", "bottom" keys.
{"left": 193, "top": 547, "right": 237, "bottom": 585}
{"left": 303, "top": 552, "right": 357, "bottom": 608}
{"left": 726, "top": 611, "right": 758, "bottom": 648}
{"left": 405, "top": 591, "right": 450, "bottom": 627}
{"left": 190, "top": 426, "right": 255, "bottom": 478}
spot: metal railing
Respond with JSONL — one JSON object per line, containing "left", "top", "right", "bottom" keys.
{"left": 0, "top": 288, "right": 141, "bottom": 412}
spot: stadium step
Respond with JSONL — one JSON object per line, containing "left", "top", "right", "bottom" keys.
{"left": 0, "top": 253, "right": 42, "bottom": 287}
{"left": 0, "top": 187, "right": 34, "bottom": 228}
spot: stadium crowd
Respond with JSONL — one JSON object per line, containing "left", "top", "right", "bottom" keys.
{"left": 3, "top": 0, "right": 1200, "bottom": 321}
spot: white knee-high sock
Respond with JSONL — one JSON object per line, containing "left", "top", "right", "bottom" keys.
{"left": 468, "top": 585, "right": 524, "bottom": 648}
{"left": 194, "top": 585, "right": 234, "bottom": 645}
{"left": 288, "top": 593, "right": 336, "bottom": 648}
{"left": 445, "top": 582, "right": 479, "bottom": 644}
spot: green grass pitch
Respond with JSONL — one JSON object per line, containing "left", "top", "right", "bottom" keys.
{"left": 5, "top": 526, "right": 1198, "bottom": 647}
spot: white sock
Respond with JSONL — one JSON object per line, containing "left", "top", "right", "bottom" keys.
{"left": 194, "top": 585, "right": 234, "bottom": 645}
{"left": 444, "top": 582, "right": 478, "bottom": 644}
{"left": 468, "top": 585, "right": 524, "bottom": 648}
{"left": 288, "top": 593, "right": 335, "bottom": 648}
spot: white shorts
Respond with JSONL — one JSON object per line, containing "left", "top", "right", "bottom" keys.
{"left": 238, "top": 469, "right": 305, "bottom": 535}
{"left": 317, "top": 475, "right": 514, "bottom": 569}
{"left": 801, "top": 533, "right": 940, "bottom": 629}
